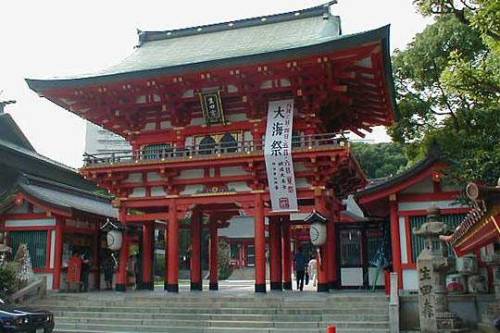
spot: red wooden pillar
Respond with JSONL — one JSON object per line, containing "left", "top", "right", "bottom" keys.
{"left": 116, "top": 229, "right": 129, "bottom": 292}
{"left": 317, "top": 244, "right": 329, "bottom": 292}
{"left": 327, "top": 208, "right": 338, "bottom": 289}
{"left": 209, "top": 220, "right": 218, "bottom": 290}
{"left": 142, "top": 222, "right": 154, "bottom": 290}
{"left": 167, "top": 200, "right": 179, "bottom": 292}
{"left": 254, "top": 193, "right": 266, "bottom": 293}
{"left": 52, "top": 218, "right": 64, "bottom": 290}
{"left": 270, "top": 217, "right": 282, "bottom": 291}
{"left": 163, "top": 226, "right": 168, "bottom": 290}
{"left": 390, "top": 199, "right": 403, "bottom": 289}
{"left": 282, "top": 218, "right": 292, "bottom": 290}
{"left": 190, "top": 210, "right": 202, "bottom": 291}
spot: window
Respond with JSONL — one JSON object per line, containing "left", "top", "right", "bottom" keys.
{"left": 198, "top": 136, "right": 216, "bottom": 155}
{"left": 220, "top": 133, "right": 238, "bottom": 153}
{"left": 142, "top": 144, "right": 172, "bottom": 160}
{"left": 411, "top": 214, "right": 465, "bottom": 262}
{"left": 10, "top": 231, "right": 47, "bottom": 269}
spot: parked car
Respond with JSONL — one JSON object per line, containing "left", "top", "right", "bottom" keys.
{"left": 0, "top": 298, "right": 54, "bottom": 332}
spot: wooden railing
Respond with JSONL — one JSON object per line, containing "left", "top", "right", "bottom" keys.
{"left": 83, "top": 133, "right": 348, "bottom": 166}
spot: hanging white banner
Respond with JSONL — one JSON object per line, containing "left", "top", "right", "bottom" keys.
{"left": 264, "top": 99, "right": 298, "bottom": 212}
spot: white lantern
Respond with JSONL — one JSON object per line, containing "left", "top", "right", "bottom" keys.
{"left": 107, "top": 230, "right": 123, "bottom": 251}
{"left": 310, "top": 222, "right": 327, "bottom": 246}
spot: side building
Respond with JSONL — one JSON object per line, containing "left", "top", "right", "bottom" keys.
{"left": 0, "top": 112, "right": 117, "bottom": 290}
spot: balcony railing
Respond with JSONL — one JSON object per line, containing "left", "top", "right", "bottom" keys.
{"left": 83, "top": 133, "right": 348, "bottom": 166}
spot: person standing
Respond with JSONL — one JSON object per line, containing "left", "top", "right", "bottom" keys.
{"left": 293, "top": 247, "right": 307, "bottom": 291}
{"left": 102, "top": 252, "right": 115, "bottom": 290}
{"left": 308, "top": 256, "right": 318, "bottom": 287}
{"left": 80, "top": 251, "right": 91, "bottom": 292}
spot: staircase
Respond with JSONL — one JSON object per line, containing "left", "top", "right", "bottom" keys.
{"left": 32, "top": 291, "right": 390, "bottom": 333}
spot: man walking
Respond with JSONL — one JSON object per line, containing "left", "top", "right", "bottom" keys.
{"left": 293, "top": 247, "right": 307, "bottom": 291}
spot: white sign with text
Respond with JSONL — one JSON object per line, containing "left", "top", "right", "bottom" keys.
{"left": 264, "top": 99, "right": 298, "bottom": 212}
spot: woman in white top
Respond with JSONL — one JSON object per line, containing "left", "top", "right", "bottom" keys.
{"left": 308, "top": 257, "right": 317, "bottom": 287}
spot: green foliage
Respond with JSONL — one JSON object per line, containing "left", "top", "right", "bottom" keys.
{"left": 217, "top": 239, "right": 232, "bottom": 280}
{"left": 351, "top": 142, "right": 409, "bottom": 179}
{"left": 391, "top": 0, "right": 500, "bottom": 185}
{"left": 0, "top": 262, "right": 19, "bottom": 298}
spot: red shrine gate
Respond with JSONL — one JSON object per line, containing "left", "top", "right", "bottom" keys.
{"left": 26, "top": 3, "right": 396, "bottom": 292}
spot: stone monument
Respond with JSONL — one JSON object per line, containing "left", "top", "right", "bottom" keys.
{"left": 414, "top": 207, "right": 466, "bottom": 332}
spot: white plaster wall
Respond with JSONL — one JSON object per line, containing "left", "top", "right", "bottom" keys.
{"left": 129, "top": 187, "right": 146, "bottom": 198}
{"left": 180, "top": 185, "right": 204, "bottom": 195}
{"left": 151, "top": 187, "right": 166, "bottom": 197}
{"left": 124, "top": 173, "right": 143, "bottom": 183}
{"left": 398, "top": 200, "right": 466, "bottom": 211}
{"left": 399, "top": 217, "right": 408, "bottom": 264}
{"left": 341, "top": 268, "right": 364, "bottom": 286}
{"left": 34, "top": 273, "right": 53, "bottom": 290}
{"left": 147, "top": 172, "right": 162, "bottom": 181}
{"left": 143, "top": 122, "right": 156, "bottom": 131}
{"left": 243, "top": 131, "right": 253, "bottom": 142}
{"left": 190, "top": 117, "right": 204, "bottom": 126}
{"left": 227, "top": 182, "right": 251, "bottom": 192}
{"left": 50, "top": 229, "right": 56, "bottom": 269}
{"left": 403, "top": 269, "right": 418, "bottom": 290}
{"left": 294, "top": 162, "right": 307, "bottom": 172}
{"left": 5, "top": 219, "right": 55, "bottom": 228}
{"left": 160, "top": 121, "right": 172, "bottom": 129}
{"left": 220, "top": 166, "right": 248, "bottom": 176}
{"left": 226, "top": 113, "right": 247, "bottom": 122}
{"left": 295, "top": 178, "right": 311, "bottom": 188}
{"left": 178, "top": 169, "right": 204, "bottom": 179}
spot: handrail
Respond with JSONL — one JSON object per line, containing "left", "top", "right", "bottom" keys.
{"left": 389, "top": 272, "right": 400, "bottom": 333}
{"left": 9, "top": 276, "right": 47, "bottom": 304}
{"left": 83, "top": 133, "right": 348, "bottom": 166}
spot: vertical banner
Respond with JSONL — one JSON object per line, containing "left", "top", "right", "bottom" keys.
{"left": 264, "top": 99, "right": 298, "bottom": 212}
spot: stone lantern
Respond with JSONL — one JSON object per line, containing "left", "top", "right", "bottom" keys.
{"left": 413, "top": 207, "right": 466, "bottom": 332}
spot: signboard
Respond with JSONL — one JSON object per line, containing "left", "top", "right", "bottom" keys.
{"left": 200, "top": 92, "right": 225, "bottom": 125}
{"left": 264, "top": 99, "right": 298, "bottom": 212}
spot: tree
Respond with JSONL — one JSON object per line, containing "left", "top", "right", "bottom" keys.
{"left": 391, "top": 0, "right": 500, "bottom": 185}
{"left": 351, "top": 142, "right": 409, "bottom": 179}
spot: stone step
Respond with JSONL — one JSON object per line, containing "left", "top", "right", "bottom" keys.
{"left": 41, "top": 305, "right": 389, "bottom": 315}
{"left": 41, "top": 298, "right": 389, "bottom": 306}
{"left": 54, "top": 327, "right": 389, "bottom": 333}
{"left": 50, "top": 310, "right": 389, "bottom": 322}
{"left": 55, "top": 317, "right": 389, "bottom": 329}
{"left": 54, "top": 322, "right": 389, "bottom": 333}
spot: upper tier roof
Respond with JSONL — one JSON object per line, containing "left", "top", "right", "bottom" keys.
{"left": 26, "top": 2, "right": 355, "bottom": 91}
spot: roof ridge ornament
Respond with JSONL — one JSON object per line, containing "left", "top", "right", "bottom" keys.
{"left": 0, "top": 91, "right": 16, "bottom": 114}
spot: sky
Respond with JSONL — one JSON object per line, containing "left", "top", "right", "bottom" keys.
{"left": 0, "top": 0, "right": 431, "bottom": 168}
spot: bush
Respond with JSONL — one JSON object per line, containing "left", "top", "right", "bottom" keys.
{"left": 0, "top": 263, "right": 19, "bottom": 298}
{"left": 217, "top": 240, "right": 232, "bottom": 280}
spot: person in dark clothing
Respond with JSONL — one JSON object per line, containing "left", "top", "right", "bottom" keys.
{"left": 102, "top": 252, "right": 115, "bottom": 290}
{"left": 293, "top": 247, "right": 307, "bottom": 291}
{"left": 80, "top": 251, "right": 91, "bottom": 292}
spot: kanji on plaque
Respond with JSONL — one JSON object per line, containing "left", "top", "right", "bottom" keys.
{"left": 264, "top": 99, "right": 298, "bottom": 212}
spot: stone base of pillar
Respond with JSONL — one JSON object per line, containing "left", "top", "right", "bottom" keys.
{"left": 166, "top": 284, "right": 179, "bottom": 292}
{"left": 317, "top": 283, "right": 329, "bottom": 292}
{"left": 270, "top": 282, "right": 282, "bottom": 291}
{"left": 255, "top": 283, "right": 266, "bottom": 293}
{"left": 137, "top": 281, "right": 154, "bottom": 290}
{"left": 115, "top": 284, "right": 126, "bottom": 292}
{"left": 209, "top": 282, "right": 218, "bottom": 290}
{"left": 190, "top": 282, "right": 202, "bottom": 291}
{"left": 328, "top": 281, "right": 338, "bottom": 290}
{"left": 283, "top": 281, "right": 292, "bottom": 290}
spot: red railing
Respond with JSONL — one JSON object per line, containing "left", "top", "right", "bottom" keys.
{"left": 83, "top": 133, "right": 348, "bottom": 166}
